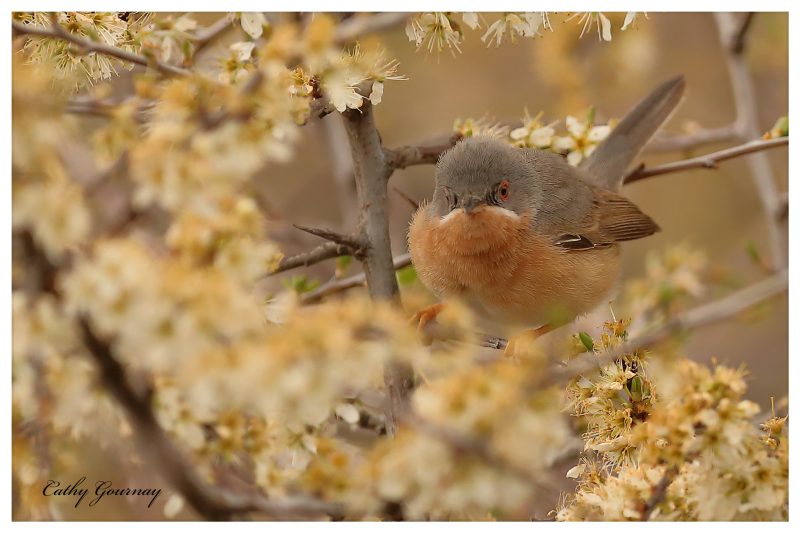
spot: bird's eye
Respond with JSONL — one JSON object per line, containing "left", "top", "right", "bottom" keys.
{"left": 498, "top": 179, "right": 510, "bottom": 202}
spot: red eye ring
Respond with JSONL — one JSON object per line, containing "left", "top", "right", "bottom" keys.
{"left": 498, "top": 179, "right": 510, "bottom": 201}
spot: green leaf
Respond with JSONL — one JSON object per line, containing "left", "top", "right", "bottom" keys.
{"left": 282, "top": 275, "right": 320, "bottom": 294}
{"left": 396, "top": 265, "right": 418, "bottom": 285}
{"left": 335, "top": 255, "right": 353, "bottom": 277}
{"left": 775, "top": 115, "right": 789, "bottom": 137}
{"left": 629, "top": 376, "right": 643, "bottom": 401}
{"left": 746, "top": 241, "right": 762, "bottom": 264}
{"left": 578, "top": 331, "right": 594, "bottom": 352}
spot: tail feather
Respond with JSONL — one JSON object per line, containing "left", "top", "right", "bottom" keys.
{"left": 581, "top": 75, "right": 686, "bottom": 190}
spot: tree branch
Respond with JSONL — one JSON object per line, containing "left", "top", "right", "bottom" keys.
{"left": 270, "top": 242, "right": 354, "bottom": 276}
{"left": 338, "top": 101, "right": 415, "bottom": 436}
{"left": 624, "top": 137, "right": 788, "bottom": 184}
{"left": 191, "top": 14, "right": 236, "bottom": 57}
{"left": 12, "top": 18, "right": 191, "bottom": 77}
{"left": 715, "top": 12, "right": 785, "bottom": 270}
{"left": 79, "top": 319, "right": 341, "bottom": 520}
{"left": 640, "top": 465, "right": 680, "bottom": 520}
{"left": 384, "top": 133, "right": 462, "bottom": 169}
{"left": 293, "top": 224, "right": 366, "bottom": 251}
{"left": 644, "top": 125, "right": 742, "bottom": 153}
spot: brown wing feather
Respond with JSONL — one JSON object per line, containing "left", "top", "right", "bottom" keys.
{"left": 594, "top": 188, "right": 660, "bottom": 242}
{"left": 552, "top": 188, "right": 659, "bottom": 250}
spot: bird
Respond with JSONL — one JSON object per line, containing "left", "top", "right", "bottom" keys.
{"left": 407, "top": 76, "right": 686, "bottom": 356}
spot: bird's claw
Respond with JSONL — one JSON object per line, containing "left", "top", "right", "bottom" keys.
{"left": 410, "top": 303, "right": 445, "bottom": 345}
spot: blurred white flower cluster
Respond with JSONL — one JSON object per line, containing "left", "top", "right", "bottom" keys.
{"left": 333, "top": 360, "right": 575, "bottom": 519}
{"left": 12, "top": 56, "right": 91, "bottom": 261}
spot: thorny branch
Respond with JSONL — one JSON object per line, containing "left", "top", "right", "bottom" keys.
{"left": 271, "top": 242, "right": 354, "bottom": 276}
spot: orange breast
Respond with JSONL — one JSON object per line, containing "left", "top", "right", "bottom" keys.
{"left": 408, "top": 205, "right": 621, "bottom": 334}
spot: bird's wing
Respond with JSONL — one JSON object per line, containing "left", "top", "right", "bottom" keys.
{"left": 580, "top": 75, "right": 686, "bottom": 191}
{"left": 552, "top": 188, "right": 660, "bottom": 251}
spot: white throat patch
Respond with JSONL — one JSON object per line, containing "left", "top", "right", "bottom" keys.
{"left": 439, "top": 205, "right": 520, "bottom": 224}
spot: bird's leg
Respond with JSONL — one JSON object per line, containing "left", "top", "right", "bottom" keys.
{"left": 503, "top": 324, "right": 553, "bottom": 358}
{"left": 410, "top": 303, "right": 445, "bottom": 344}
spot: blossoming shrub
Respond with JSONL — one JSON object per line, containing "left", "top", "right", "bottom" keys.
{"left": 11, "top": 12, "right": 787, "bottom": 521}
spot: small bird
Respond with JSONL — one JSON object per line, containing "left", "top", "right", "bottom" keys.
{"left": 408, "top": 76, "right": 686, "bottom": 355}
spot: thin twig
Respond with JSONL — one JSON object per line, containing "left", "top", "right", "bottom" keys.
{"left": 270, "top": 242, "right": 354, "bottom": 276}
{"left": 333, "top": 13, "right": 410, "bottom": 44}
{"left": 300, "top": 253, "right": 412, "bottom": 305}
{"left": 12, "top": 19, "right": 191, "bottom": 77}
{"left": 731, "top": 12, "right": 756, "bottom": 55}
{"left": 645, "top": 125, "right": 742, "bottom": 153}
{"left": 191, "top": 14, "right": 235, "bottom": 56}
{"left": 624, "top": 137, "right": 788, "bottom": 183}
{"left": 384, "top": 134, "right": 462, "bottom": 169}
{"left": 641, "top": 465, "right": 679, "bottom": 520}
{"left": 293, "top": 224, "right": 366, "bottom": 250}
{"left": 558, "top": 270, "right": 788, "bottom": 381}
{"left": 391, "top": 187, "right": 420, "bottom": 210}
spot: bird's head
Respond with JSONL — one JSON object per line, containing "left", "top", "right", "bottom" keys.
{"left": 431, "top": 136, "right": 538, "bottom": 222}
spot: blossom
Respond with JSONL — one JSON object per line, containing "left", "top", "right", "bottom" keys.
{"left": 405, "top": 12, "right": 463, "bottom": 54}
{"left": 482, "top": 13, "right": 545, "bottom": 47}
{"left": 566, "top": 12, "right": 613, "bottom": 41}
{"left": 461, "top": 12, "right": 480, "bottom": 30}
{"left": 509, "top": 110, "right": 556, "bottom": 148}
{"left": 552, "top": 112, "right": 613, "bottom": 165}
{"left": 240, "top": 12, "right": 268, "bottom": 39}
{"left": 622, "top": 12, "right": 648, "bottom": 31}
{"left": 13, "top": 178, "right": 91, "bottom": 261}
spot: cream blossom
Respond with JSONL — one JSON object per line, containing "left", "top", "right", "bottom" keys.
{"left": 552, "top": 113, "right": 613, "bottom": 165}
{"left": 405, "top": 12, "right": 463, "bottom": 54}
{"left": 482, "top": 12, "right": 545, "bottom": 47}
{"left": 566, "top": 12, "right": 613, "bottom": 41}
{"left": 240, "top": 12, "right": 267, "bottom": 39}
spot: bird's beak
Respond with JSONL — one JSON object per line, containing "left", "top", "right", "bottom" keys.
{"left": 460, "top": 195, "right": 484, "bottom": 215}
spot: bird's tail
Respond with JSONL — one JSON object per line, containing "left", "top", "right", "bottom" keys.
{"left": 581, "top": 75, "right": 686, "bottom": 190}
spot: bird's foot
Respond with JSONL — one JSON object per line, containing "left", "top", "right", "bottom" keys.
{"left": 503, "top": 324, "right": 552, "bottom": 359}
{"left": 410, "top": 303, "right": 445, "bottom": 345}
